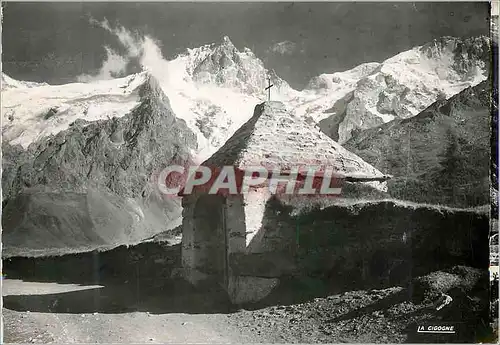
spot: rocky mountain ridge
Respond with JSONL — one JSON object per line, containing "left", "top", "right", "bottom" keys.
{"left": 305, "top": 36, "right": 490, "bottom": 143}
{"left": 344, "top": 80, "right": 491, "bottom": 208}
{"left": 2, "top": 74, "right": 197, "bottom": 257}
{"left": 3, "top": 35, "right": 489, "bottom": 158}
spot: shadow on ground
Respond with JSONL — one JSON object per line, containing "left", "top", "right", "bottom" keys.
{"left": 3, "top": 281, "right": 235, "bottom": 315}
{"left": 2, "top": 238, "right": 495, "bottom": 345}
{"left": 3, "top": 238, "right": 403, "bottom": 315}
{"left": 3, "top": 240, "right": 496, "bottom": 344}
{"left": 2, "top": 239, "right": 412, "bottom": 315}
{"left": 3, "top": 242, "right": 235, "bottom": 314}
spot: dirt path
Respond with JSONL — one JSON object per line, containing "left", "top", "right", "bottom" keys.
{"left": 2, "top": 279, "right": 255, "bottom": 343}
{"left": 4, "top": 308, "right": 242, "bottom": 343}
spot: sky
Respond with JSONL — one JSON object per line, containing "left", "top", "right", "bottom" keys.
{"left": 1, "top": 2, "right": 491, "bottom": 90}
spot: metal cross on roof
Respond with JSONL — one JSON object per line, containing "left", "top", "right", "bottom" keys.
{"left": 265, "top": 77, "right": 274, "bottom": 102}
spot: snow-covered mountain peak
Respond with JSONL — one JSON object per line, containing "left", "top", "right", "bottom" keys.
{"left": 156, "top": 36, "right": 298, "bottom": 162}
{"left": 2, "top": 35, "right": 490, "bottom": 163}
{"left": 293, "top": 35, "right": 489, "bottom": 143}
{"left": 221, "top": 35, "right": 237, "bottom": 49}
{"left": 419, "top": 36, "right": 464, "bottom": 58}
{"left": 305, "top": 62, "right": 381, "bottom": 92}
{"left": 1, "top": 73, "right": 49, "bottom": 90}
{"left": 1, "top": 72, "right": 156, "bottom": 149}
{"left": 419, "top": 35, "right": 489, "bottom": 60}
{"left": 172, "top": 36, "right": 293, "bottom": 97}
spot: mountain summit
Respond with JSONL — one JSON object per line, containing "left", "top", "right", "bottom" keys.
{"left": 172, "top": 35, "right": 293, "bottom": 96}
{"left": 293, "top": 36, "right": 490, "bottom": 143}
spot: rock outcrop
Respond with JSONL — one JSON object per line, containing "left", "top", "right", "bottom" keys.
{"left": 182, "top": 36, "right": 293, "bottom": 96}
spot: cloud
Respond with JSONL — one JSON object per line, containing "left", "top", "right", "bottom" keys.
{"left": 77, "top": 18, "right": 170, "bottom": 83}
{"left": 77, "top": 46, "right": 128, "bottom": 82}
{"left": 96, "top": 18, "right": 143, "bottom": 57}
{"left": 268, "top": 40, "right": 298, "bottom": 55}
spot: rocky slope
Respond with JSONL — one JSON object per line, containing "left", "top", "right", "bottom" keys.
{"left": 294, "top": 36, "right": 490, "bottom": 143}
{"left": 344, "top": 80, "right": 491, "bottom": 208}
{"left": 228, "top": 269, "right": 491, "bottom": 343}
{"left": 2, "top": 74, "right": 197, "bottom": 257}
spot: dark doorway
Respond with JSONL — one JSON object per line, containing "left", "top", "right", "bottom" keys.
{"left": 193, "top": 194, "right": 228, "bottom": 289}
